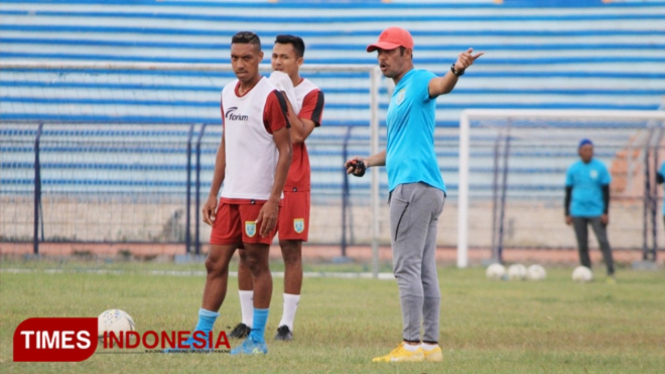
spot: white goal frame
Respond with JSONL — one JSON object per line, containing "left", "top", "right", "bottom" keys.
{"left": 457, "top": 109, "right": 665, "bottom": 268}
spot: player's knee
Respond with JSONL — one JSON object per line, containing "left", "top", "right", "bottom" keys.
{"left": 394, "top": 267, "right": 421, "bottom": 286}
{"left": 245, "top": 253, "right": 268, "bottom": 275}
{"left": 422, "top": 284, "right": 441, "bottom": 298}
{"left": 238, "top": 249, "right": 248, "bottom": 264}
{"left": 205, "top": 255, "right": 227, "bottom": 275}
{"left": 280, "top": 241, "right": 302, "bottom": 266}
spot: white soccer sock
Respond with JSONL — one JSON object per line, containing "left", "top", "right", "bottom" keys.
{"left": 278, "top": 293, "right": 300, "bottom": 330}
{"left": 403, "top": 342, "right": 421, "bottom": 352}
{"left": 422, "top": 342, "right": 439, "bottom": 351}
{"left": 239, "top": 290, "right": 254, "bottom": 328}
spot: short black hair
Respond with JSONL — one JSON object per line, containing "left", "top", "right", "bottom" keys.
{"left": 399, "top": 46, "right": 413, "bottom": 60}
{"left": 275, "top": 34, "right": 305, "bottom": 58}
{"left": 232, "top": 31, "right": 261, "bottom": 49}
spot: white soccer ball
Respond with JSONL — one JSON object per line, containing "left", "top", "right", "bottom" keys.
{"left": 507, "top": 264, "right": 527, "bottom": 280}
{"left": 572, "top": 266, "right": 594, "bottom": 283}
{"left": 526, "top": 264, "right": 547, "bottom": 281}
{"left": 98, "top": 309, "right": 135, "bottom": 339}
{"left": 486, "top": 263, "right": 506, "bottom": 280}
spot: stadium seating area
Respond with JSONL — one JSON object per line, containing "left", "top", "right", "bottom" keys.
{"left": 2, "top": 0, "right": 663, "bottom": 120}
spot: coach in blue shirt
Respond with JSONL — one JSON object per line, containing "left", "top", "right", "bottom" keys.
{"left": 345, "top": 27, "right": 482, "bottom": 363}
{"left": 565, "top": 139, "right": 615, "bottom": 279}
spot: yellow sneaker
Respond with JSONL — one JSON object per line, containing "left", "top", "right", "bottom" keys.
{"left": 371, "top": 342, "right": 424, "bottom": 363}
{"left": 423, "top": 345, "right": 443, "bottom": 362}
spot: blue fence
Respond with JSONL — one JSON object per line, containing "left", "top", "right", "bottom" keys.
{"left": 0, "top": 122, "right": 378, "bottom": 253}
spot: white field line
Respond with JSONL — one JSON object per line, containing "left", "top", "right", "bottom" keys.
{"left": 0, "top": 268, "right": 395, "bottom": 280}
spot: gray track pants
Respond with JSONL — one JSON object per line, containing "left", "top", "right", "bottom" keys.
{"left": 390, "top": 182, "right": 445, "bottom": 343}
{"left": 572, "top": 217, "right": 615, "bottom": 275}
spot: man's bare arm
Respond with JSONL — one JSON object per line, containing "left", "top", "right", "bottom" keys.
{"left": 428, "top": 48, "right": 484, "bottom": 98}
{"left": 268, "top": 126, "right": 293, "bottom": 202}
{"left": 283, "top": 96, "right": 316, "bottom": 144}
{"left": 256, "top": 127, "right": 292, "bottom": 236}
{"left": 202, "top": 132, "right": 226, "bottom": 225}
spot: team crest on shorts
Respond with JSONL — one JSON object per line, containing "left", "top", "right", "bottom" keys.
{"left": 245, "top": 221, "right": 256, "bottom": 237}
{"left": 294, "top": 218, "right": 305, "bottom": 234}
{"left": 395, "top": 88, "right": 406, "bottom": 106}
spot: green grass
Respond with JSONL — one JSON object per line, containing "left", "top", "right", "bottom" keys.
{"left": 1, "top": 260, "right": 664, "bottom": 373}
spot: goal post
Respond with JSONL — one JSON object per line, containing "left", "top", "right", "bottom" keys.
{"left": 458, "top": 109, "right": 665, "bottom": 268}
{"left": 0, "top": 61, "right": 383, "bottom": 277}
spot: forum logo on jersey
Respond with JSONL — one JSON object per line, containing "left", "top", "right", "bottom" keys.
{"left": 226, "top": 107, "right": 249, "bottom": 121}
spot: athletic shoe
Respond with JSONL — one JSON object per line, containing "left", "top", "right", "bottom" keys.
{"left": 606, "top": 275, "right": 617, "bottom": 285}
{"left": 423, "top": 345, "right": 443, "bottom": 362}
{"left": 230, "top": 336, "right": 268, "bottom": 355}
{"left": 274, "top": 325, "right": 293, "bottom": 341}
{"left": 229, "top": 323, "right": 251, "bottom": 339}
{"left": 371, "top": 342, "right": 424, "bottom": 362}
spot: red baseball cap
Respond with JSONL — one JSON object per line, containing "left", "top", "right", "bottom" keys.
{"left": 366, "top": 27, "right": 414, "bottom": 52}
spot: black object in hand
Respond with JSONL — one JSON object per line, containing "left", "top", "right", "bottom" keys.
{"left": 348, "top": 159, "right": 366, "bottom": 177}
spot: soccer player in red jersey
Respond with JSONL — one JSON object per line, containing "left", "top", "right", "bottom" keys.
{"left": 230, "top": 35, "right": 324, "bottom": 342}
{"left": 180, "top": 31, "right": 292, "bottom": 355}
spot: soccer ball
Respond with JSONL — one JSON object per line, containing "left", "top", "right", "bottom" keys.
{"left": 507, "top": 264, "right": 527, "bottom": 280}
{"left": 526, "top": 265, "right": 546, "bottom": 281}
{"left": 486, "top": 263, "right": 506, "bottom": 280}
{"left": 98, "top": 309, "right": 135, "bottom": 340}
{"left": 572, "top": 266, "right": 593, "bottom": 283}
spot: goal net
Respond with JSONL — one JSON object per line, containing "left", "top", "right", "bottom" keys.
{"left": 0, "top": 62, "right": 383, "bottom": 274}
{"left": 457, "top": 109, "right": 665, "bottom": 268}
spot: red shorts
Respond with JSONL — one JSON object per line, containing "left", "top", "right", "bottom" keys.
{"left": 278, "top": 190, "right": 310, "bottom": 241}
{"left": 210, "top": 200, "right": 278, "bottom": 245}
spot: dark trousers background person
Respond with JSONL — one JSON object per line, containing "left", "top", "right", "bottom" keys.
{"left": 565, "top": 138, "right": 615, "bottom": 278}
{"left": 572, "top": 217, "right": 614, "bottom": 275}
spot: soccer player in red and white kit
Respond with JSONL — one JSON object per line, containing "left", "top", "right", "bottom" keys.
{"left": 182, "top": 31, "right": 292, "bottom": 355}
{"left": 230, "top": 35, "right": 324, "bottom": 342}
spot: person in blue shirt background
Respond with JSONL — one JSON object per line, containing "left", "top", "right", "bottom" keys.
{"left": 345, "top": 26, "right": 482, "bottom": 363}
{"left": 565, "top": 139, "right": 615, "bottom": 280}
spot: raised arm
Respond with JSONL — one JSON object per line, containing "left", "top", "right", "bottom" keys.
{"left": 290, "top": 90, "right": 324, "bottom": 144}
{"left": 428, "top": 48, "right": 484, "bottom": 98}
{"left": 283, "top": 97, "right": 317, "bottom": 144}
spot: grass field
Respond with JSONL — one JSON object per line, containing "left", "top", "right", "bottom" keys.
{"left": 1, "top": 258, "right": 664, "bottom": 373}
